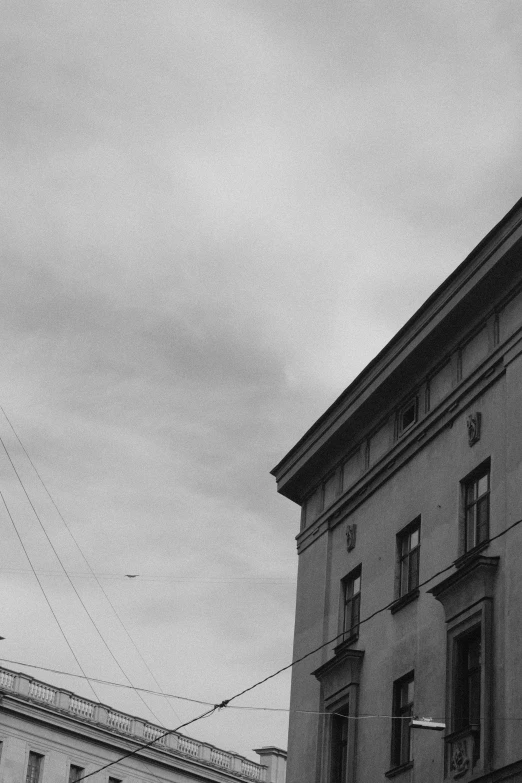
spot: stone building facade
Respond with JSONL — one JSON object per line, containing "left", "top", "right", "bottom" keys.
{"left": 272, "top": 199, "right": 522, "bottom": 783}
{"left": 0, "top": 666, "right": 286, "bottom": 783}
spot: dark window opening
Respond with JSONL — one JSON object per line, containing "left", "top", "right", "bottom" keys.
{"left": 391, "top": 673, "right": 414, "bottom": 767}
{"left": 69, "top": 765, "right": 84, "bottom": 783}
{"left": 397, "top": 520, "right": 420, "bottom": 597}
{"left": 330, "top": 706, "right": 350, "bottom": 783}
{"left": 463, "top": 464, "right": 490, "bottom": 553}
{"left": 25, "top": 752, "right": 44, "bottom": 783}
{"left": 398, "top": 398, "right": 418, "bottom": 436}
{"left": 341, "top": 568, "right": 361, "bottom": 642}
{"left": 454, "top": 628, "right": 481, "bottom": 735}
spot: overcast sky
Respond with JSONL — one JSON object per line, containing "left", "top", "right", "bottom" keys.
{"left": 1, "top": 0, "right": 521, "bottom": 763}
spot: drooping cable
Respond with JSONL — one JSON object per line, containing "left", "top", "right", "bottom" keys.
{"left": 0, "top": 491, "right": 100, "bottom": 703}
{"left": 0, "top": 406, "right": 184, "bottom": 723}
{"left": 76, "top": 706, "right": 219, "bottom": 782}
{"left": 73, "top": 513, "right": 522, "bottom": 780}
{"left": 0, "top": 658, "right": 212, "bottom": 706}
{"left": 0, "top": 431, "right": 171, "bottom": 729}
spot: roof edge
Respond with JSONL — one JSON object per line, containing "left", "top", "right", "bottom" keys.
{"left": 271, "top": 196, "right": 522, "bottom": 480}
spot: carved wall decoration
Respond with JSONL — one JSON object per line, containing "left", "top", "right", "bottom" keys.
{"left": 466, "top": 412, "right": 481, "bottom": 446}
{"left": 449, "top": 736, "right": 472, "bottom": 778}
{"left": 450, "top": 740, "right": 470, "bottom": 778}
{"left": 346, "top": 524, "right": 357, "bottom": 552}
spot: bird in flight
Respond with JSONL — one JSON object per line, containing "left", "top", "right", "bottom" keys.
{"left": 125, "top": 574, "right": 139, "bottom": 578}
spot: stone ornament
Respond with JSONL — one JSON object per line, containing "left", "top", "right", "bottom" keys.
{"left": 450, "top": 738, "right": 471, "bottom": 778}
{"left": 346, "top": 524, "right": 357, "bottom": 552}
{"left": 466, "top": 412, "right": 481, "bottom": 447}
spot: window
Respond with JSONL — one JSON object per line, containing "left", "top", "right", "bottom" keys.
{"left": 454, "top": 628, "right": 481, "bottom": 737}
{"left": 462, "top": 463, "right": 490, "bottom": 553}
{"left": 397, "top": 520, "right": 420, "bottom": 597}
{"left": 108, "top": 778, "right": 122, "bottom": 783}
{"left": 25, "top": 752, "right": 44, "bottom": 783}
{"left": 341, "top": 567, "right": 361, "bottom": 642}
{"left": 391, "top": 673, "right": 414, "bottom": 768}
{"left": 397, "top": 397, "right": 418, "bottom": 437}
{"left": 69, "top": 765, "right": 84, "bottom": 782}
{"left": 330, "top": 706, "right": 350, "bottom": 783}
{"left": 429, "top": 558, "right": 496, "bottom": 777}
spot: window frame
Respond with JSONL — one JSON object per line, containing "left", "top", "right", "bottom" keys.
{"left": 460, "top": 460, "right": 491, "bottom": 556}
{"left": 397, "top": 518, "right": 421, "bottom": 599}
{"left": 69, "top": 764, "right": 85, "bottom": 783}
{"left": 390, "top": 672, "right": 415, "bottom": 770}
{"left": 428, "top": 556, "right": 496, "bottom": 778}
{"left": 396, "top": 396, "right": 418, "bottom": 438}
{"left": 340, "top": 566, "right": 362, "bottom": 644}
{"left": 25, "top": 751, "right": 44, "bottom": 783}
{"left": 329, "top": 704, "right": 351, "bottom": 783}
{"left": 453, "top": 627, "right": 481, "bottom": 738}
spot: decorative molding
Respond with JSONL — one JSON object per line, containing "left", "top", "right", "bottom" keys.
{"left": 448, "top": 733, "right": 474, "bottom": 778}
{"left": 429, "top": 556, "right": 498, "bottom": 781}
{"left": 346, "top": 524, "right": 357, "bottom": 552}
{"left": 312, "top": 648, "right": 364, "bottom": 691}
{"left": 428, "top": 555, "right": 498, "bottom": 620}
{"left": 296, "top": 358, "right": 505, "bottom": 555}
{"left": 389, "top": 588, "right": 419, "bottom": 615}
{"left": 384, "top": 760, "right": 414, "bottom": 779}
{"left": 466, "top": 412, "right": 482, "bottom": 446}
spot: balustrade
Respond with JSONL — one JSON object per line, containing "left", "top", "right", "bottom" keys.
{"left": 28, "top": 681, "right": 56, "bottom": 704}
{"left": 0, "top": 669, "right": 14, "bottom": 689}
{"left": 242, "top": 759, "right": 266, "bottom": 781}
{"left": 178, "top": 735, "right": 200, "bottom": 757}
{"left": 143, "top": 723, "right": 168, "bottom": 746}
{"left": 70, "top": 695, "right": 95, "bottom": 719}
{"left": 107, "top": 709, "right": 132, "bottom": 733}
{"left": 210, "top": 747, "right": 231, "bottom": 769}
{"left": 0, "top": 667, "right": 267, "bottom": 780}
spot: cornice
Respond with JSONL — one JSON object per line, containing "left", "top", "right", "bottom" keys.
{"left": 296, "top": 352, "right": 506, "bottom": 555}
{"left": 273, "top": 199, "right": 522, "bottom": 500}
{"left": 311, "top": 648, "right": 364, "bottom": 682}
{"left": 0, "top": 692, "right": 260, "bottom": 783}
{"left": 428, "top": 555, "right": 499, "bottom": 603}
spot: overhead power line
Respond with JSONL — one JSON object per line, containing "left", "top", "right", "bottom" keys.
{"left": 0, "top": 491, "right": 101, "bottom": 704}
{"left": 0, "top": 419, "right": 176, "bottom": 728}
{"left": 73, "top": 512, "right": 522, "bottom": 781}
{"left": 0, "top": 658, "right": 212, "bottom": 707}
{"left": 0, "top": 568, "right": 295, "bottom": 583}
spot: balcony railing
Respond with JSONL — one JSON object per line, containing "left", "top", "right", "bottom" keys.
{"left": 0, "top": 666, "right": 266, "bottom": 781}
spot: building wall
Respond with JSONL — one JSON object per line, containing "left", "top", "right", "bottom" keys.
{"left": 0, "top": 669, "right": 284, "bottom": 783}
{"left": 0, "top": 706, "right": 257, "bottom": 783}
{"left": 277, "top": 206, "right": 522, "bottom": 783}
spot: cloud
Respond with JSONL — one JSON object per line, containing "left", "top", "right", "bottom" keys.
{"left": 0, "top": 0, "right": 521, "bottom": 760}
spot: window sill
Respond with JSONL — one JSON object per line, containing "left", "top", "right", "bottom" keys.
{"left": 334, "top": 634, "right": 359, "bottom": 656}
{"left": 454, "top": 540, "right": 489, "bottom": 569}
{"left": 385, "top": 760, "right": 413, "bottom": 778}
{"left": 389, "top": 589, "right": 419, "bottom": 615}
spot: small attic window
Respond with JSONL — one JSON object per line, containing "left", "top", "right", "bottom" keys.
{"left": 397, "top": 397, "right": 418, "bottom": 436}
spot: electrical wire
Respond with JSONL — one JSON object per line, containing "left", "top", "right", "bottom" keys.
{"left": 0, "top": 491, "right": 101, "bottom": 703}
{"left": 0, "top": 406, "right": 290, "bottom": 729}
{"left": 0, "top": 568, "right": 294, "bottom": 583}
{"left": 75, "top": 706, "right": 219, "bottom": 782}
{"left": 0, "top": 657, "right": 435, "bottom": 717}
{"left": 71, "top": 513, "right": 522, "bottom": 780}
{"left": 0, "top": 414, "right": 173, "bottom": 783}
{"left": 3, "top": 655, "right": 522, "bottom": 722}
{"left": 0, "top": 658, "right": 213, "bottom": 707}
{"left": 0, "top": 430, "right": 173, "bottom": 729}
{"left": 0, "top": 404, "right": 292, "bottom": 729}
